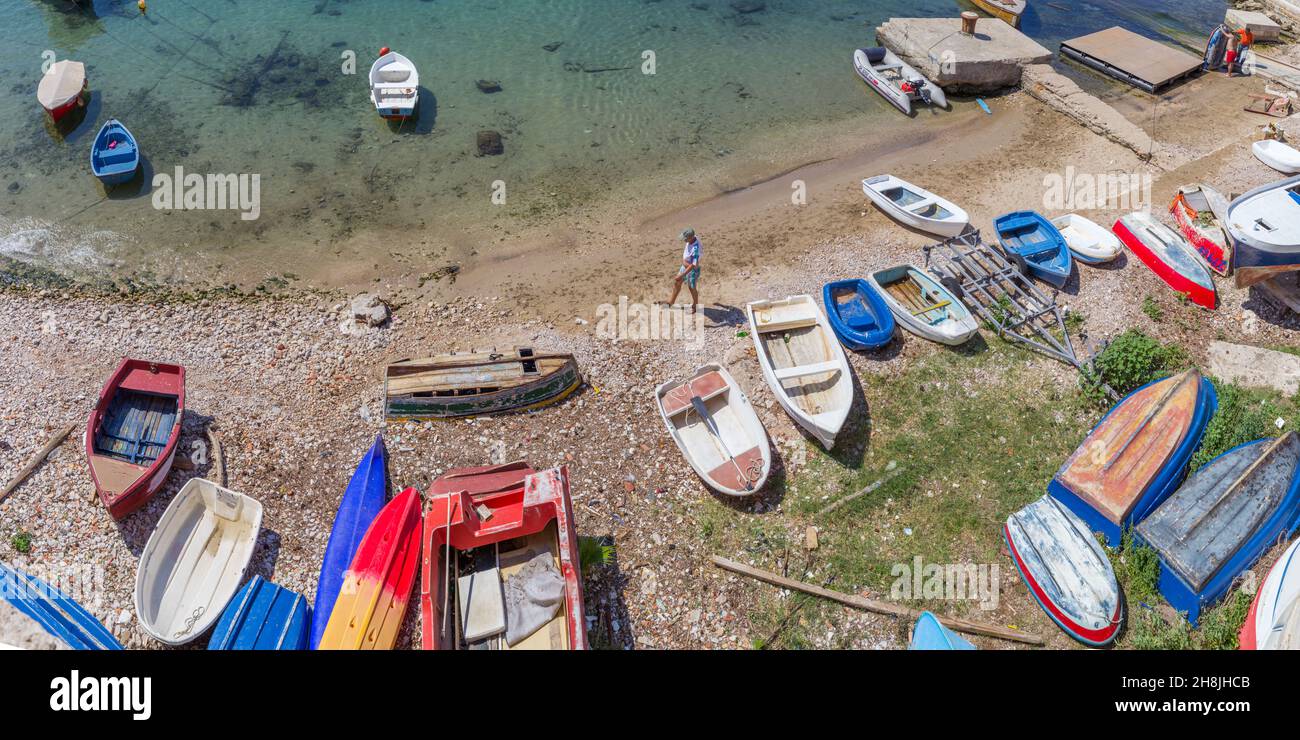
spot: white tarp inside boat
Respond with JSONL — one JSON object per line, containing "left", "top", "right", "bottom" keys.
{"left": 37, "top": 60, "right": 85, "bottom": 110}
{"left": 503, "top": 551, "right": 565, "bottom": 646}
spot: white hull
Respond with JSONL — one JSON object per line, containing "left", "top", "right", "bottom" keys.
{"left": 1252, "top": 538, "right": 1300, "bottom": 650}
{"left": 746, "top": 295, "right": 854, "bottom": 450}
{"left": 655, "top": 364, "right": 772, "bottom": 496}
{"left": 369, "top": 52, "right": 419, "bottom": 118}
{"left": 852, "top": 47, "right": 947, "bottom": 115}
{"left": 862, "top": 175, "right": 969, "bottom": 238}
{"left": 1253, "top": 140, "right": 1300, "bottom": 175}
{"left": 135, "top": 478, "right": 263, "bottom": 645}
{"left": 1227, "top": 175, "right": 1300, "bottom": 252}
{"left": 1051, "top": 213, "right": 1121, "bottom": 264}
{"left": 868, "top": 265, "right": 978, "bottom": 346}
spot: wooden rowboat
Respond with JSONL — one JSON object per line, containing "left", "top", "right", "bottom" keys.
{"left": 1137, "top": 433, "right": 1300, "bottom": 626}
{"left": 208, "top": 575, "right": 309, "bottom": 650}
{"left": 85, "top": 358, "right": 185, "bottom": 519}
{"left": 1113, "top": 211, "right": 1217, "bottom": 309}
{"left": 385, "top": 347, "right": 580, "bottom": 420}
{"left": 135, "top": 478, "right": 263, "bottom": 645}
{"left": 868, "top": 264, "right": 978, "bottom": 346}
{"left": 1240, "top": 537, "right": 1300, "bottom": 650}
{"left": 1049, "top": 369, "right": 1216, "bottom": 546}
{"left": 655, "top": 364, "right": 771, "bottom": 496}
{"left": 1170, "top": 184, "right": 1231, "bottom": 276}
{"left": 319, "top": 487, "right": 422, "bottom": 650}
{"left": 419, "top": 464, "right": 587, "bottom": 650}
{"left": 971, "top": 0, "right": 1026, "bottom": 27}
{"left": 746, "top": 295, "right": 854, "bottom": 450}
{"left": 90, "top": 119, "right": 140, "bottom": 187}
{"left": 0, "top": 561, "right": 122, "bottom": 650}
{"left": 994, "top": 210, "right": 1074, "bottom": 288}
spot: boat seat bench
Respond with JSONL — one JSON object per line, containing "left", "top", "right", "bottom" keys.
{"left": 660, "top": 371, "right": 729, "bottom": 417}
{"left": 774, "top": 361, "right": 841, "bottom": 381}
{"left": 94, "top": 390, "right": 176, "bottom": 465}
{"left": 754, "top": 316, "right": 818, "bottom": 333}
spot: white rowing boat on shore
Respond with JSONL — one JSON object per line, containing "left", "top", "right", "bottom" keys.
{"left": 862, "top": 175, "right": 969, "bottom": 238}
{"left": 869, "top": 264, "right": 979, "bottom": 345}
{"left": 1254, "top": 139, "right": 1300, "bottom": 174}
{"left": 1051, "top": 214, "right": 1121, "bottom": 264}
{"left": 655, "top": 363, "right": 771, "bottom": 496}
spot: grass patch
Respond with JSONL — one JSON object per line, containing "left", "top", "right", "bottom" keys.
{"left": 1142, "top": 296, "right": 1163, "bottom": 322}
{"left": 10, "top": 530, "right": 32, "bottom": 554}
{"left": 1190, "top": 381, "right": 1300, "bottom": 470}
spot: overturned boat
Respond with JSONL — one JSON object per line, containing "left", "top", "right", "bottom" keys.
{"left": 1226, "top": 175, "right": 1300, "bottom": 288}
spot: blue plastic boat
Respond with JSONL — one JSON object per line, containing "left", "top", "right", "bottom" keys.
{"left": 310, "top": 434, "right": 387, "bottom": 649}
{"left": 0, "top": 561, "right": 122, "bottom": 650}
{"left": 822, "top": 279, "right": 896, "bottom": 350}
{"left": 909, "top": 611, "right": 975, "bottom": 650}
{"left": 89, "top": 118, "right": 139, "bottom": 186}
{"left": 209, "top": 575, "right": 310, "bottom": 650}
{"left": 994, "top": 211, "right": 1074, "bottom": 288}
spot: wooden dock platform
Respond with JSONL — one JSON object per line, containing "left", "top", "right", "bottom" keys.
{"left": 1060, "top": 26, "right": 1202, "bottom": 94}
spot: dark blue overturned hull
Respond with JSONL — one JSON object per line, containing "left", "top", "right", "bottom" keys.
{"left": 0, "top": 561, "right": 122, "bottom": 650}
{"left": 209, "top": 575, "right": 310, "bottom": 650}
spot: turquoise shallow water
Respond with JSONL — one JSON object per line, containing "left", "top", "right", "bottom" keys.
{"left": 0, "top": 0, "right": 1226, "bottom": 284}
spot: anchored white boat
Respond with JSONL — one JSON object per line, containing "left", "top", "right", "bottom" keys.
{"left": 853, "top": 46, "right": 947, "bottom": 115}
{"left": 1253, "top": 139, "right": 1300, "bottom": 175}
{"left": 868, "top": 265, "right": 979, "bottom": 346}
{"left": 862, "top": 175, "right": 969, "bottom": 238}
{"left": 1051, "top": 213, "right": 1121, "bottom": 264}
{"left": 746, "top": 295, "right": 854, "bottom": 450}
{"left": 369, "top": 50, "right": 419, "bottom": 119}
{"left": 655, "top": 364, "right": 771, "bottom": 496}
{"left": 135, "top": 478, "right": 263, "bottom": 646}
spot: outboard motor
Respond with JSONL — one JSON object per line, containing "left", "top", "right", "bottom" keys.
{"left": 912, "top": 80, "right": 932, "bottom": 105}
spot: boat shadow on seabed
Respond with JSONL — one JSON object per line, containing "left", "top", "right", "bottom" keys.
{"left": 384, "top": 89, "right": 437, "bottom": 135}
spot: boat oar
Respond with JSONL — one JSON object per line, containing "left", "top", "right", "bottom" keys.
{"left": 688, "top": 385, "right": 755, "bottom": 491}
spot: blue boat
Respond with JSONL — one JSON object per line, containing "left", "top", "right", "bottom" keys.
{"left": 909, "top": 611, "right": 975, "bottom": 650}
{"left": 994, "top": 211, "right": 1074, "bottom": 288}
{"left": 89, "top": 118, "right": 139, "bottom": 186}
{"left": 1137, "top": 433, "right": 1300, "bottom": 626}
{"left": 310, "top": 434, "right": 387, "bottom": 649}
{"left": 822, "top": 279, "right": 896, "bottom": 351}
{"left": 209, "top": 575, "right": 310, "bottom": 650}
{"left": 0, "top": 561, "right": 122, "bottom": 650}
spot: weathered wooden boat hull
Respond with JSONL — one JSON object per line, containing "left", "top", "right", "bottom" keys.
{"left": 656, "top": 364, "right": 772, "bottom": 496}
{"left": 910, "top": 611, "right": 976, "bottom": 650}
{"left": 209, "top": 575, "right": 310, "bottom": 650}
{"left": 310, "top": 434, "right": 387, "bottom": 649}
{"left": 1049, "top": 370, "right": 1216, "bottom": 546}
{"left": 0, "top": 561, "right": 122, "bottom": 650}
{"left": 1240, "top": 537, "right": 1300, "bottom": 650}
{"left": 823, "top": 279, "right": 896, "bottom": 351}
{"left": 869, "top": 265, "right": 979, "bottom": 346}
{"left": 1137, "top": 434, "right": 1300, "bottom": 626}
{"left": 1170, "top": 185, "right": 1231, "bottom": 276}
{"left": 385, "top": 351, "right": 580, "bottom": 419}
{"left": 971, "top": 0, "right": 1025, "bottom": 27}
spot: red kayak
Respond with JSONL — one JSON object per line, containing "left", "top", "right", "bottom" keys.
{"left": 1113, "top": 212, "right": 1217, "bottom": 310}
{"left": 85, "top": 359, "right": 185, "bottom": 519}
{"left": 420, "top": 463, "right": 587, "bottom": 650}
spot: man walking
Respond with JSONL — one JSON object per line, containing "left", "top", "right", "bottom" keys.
{"left": 663, "top": 227, "right": 701, "bottom": 314}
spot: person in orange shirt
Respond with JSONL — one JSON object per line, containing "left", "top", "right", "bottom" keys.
{"left": 1233, "top": 27, "right": 1255, "bottom": 76}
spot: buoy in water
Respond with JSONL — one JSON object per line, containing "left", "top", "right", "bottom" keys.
{"left": 138, "top": 0, "right": 147, "bottom": 12}
{"left": 379, "top": 46, "right": 391, "bottom": 57}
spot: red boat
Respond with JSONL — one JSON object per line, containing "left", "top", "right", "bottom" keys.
{"left": 1169, "top": 184, "right": 1231, "bottom": 276}
{"left": 84, "top": 359, "right": 185, "bottom": 519}
{"left": 1113, "top": 212, "right": 1217, "bottom": 310}
{"left": 37, "top": 60, "right": 86, "bottom": 122}
{"left": 419, "top": 462, "right": 587, "bottom": 650}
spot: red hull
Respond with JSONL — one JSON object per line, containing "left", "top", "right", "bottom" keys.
{"left": 44, "top": 97, "right": 82, "bottom": 122}
{"left": 1170, "top": 195, "right": 1230, "bottom": 276}
{"left": 420, "top": 463, "right": 587, "bottom": 650}
{"left": 1005, "top": 523, "right": 1122, "bottom": 646}
{"left": 1113, "top": 218, "right": 1217, "bottom": 310}
{"left": 84, "top": 358, "right": 185, "bottom": 519}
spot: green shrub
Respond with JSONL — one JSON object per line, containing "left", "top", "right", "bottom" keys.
{"left": 578, "top": 536, "right": 615, "bottom": 578}
{"left": 1198, "top": 590, "right": 1252, "bottom": 650}
{"left": 10, "top": 530, "right": 31, "bottom": 554}
{"left": 1190, "top": 382, "right": 1288, "bottom": 471}
{"left": 1084, "top": 330, "right": 1188, "bottom": 402}
{"left": 1112, "top": 531, "right": 1161, "bottom": 605}
{"left": 1142, "top": 296, "right": 1163, "bottom": 322}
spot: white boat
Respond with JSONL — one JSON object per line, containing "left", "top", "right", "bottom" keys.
{"left": 1051, "top": 213, "right": 1121, "bottom": 264}
{"left": 862, "top": 175, "right": 969, "bottom": 238}
{"left": 852, "top": 47, "right": 947, "bottom": 115}
{"left": 1226, "top": 175, "right": 1300, "bottom": 288}
{"left": 655, "top": 363, "right": 771, "bottom": 496}
{"left": 745, "top": 295, "right": 854, "bottom": 450}
{"left": 1253, "top": 139, "right": 1300, "bottom": 175}
{"left": 868, "top": 265, "right": 979, "bottom": 346}
{"left": 1245, "top": 538, "right": 1300, "bottom": 650}
{"left": 134, "top": 478, "right": 263, "bottom": 646}
{"left": 369, "top": 51, "right": 419, "bottom": 119}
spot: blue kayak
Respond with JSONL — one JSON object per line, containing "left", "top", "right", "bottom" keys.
{"left": 89, "top": 118, "right": 140, "bottom": 186}
{"left": 310, "top": 434, "right": 388, "bottom": 649}
{"left": 823, "top": 278, "right": 896, "bottom": 351}
{"left": 909, "top": 611, "right": 975, "bottom": 650}
{"left": 994, "top": 210, "right": 1074, "bottom": 288}
{"left": 209, "top": 575, "right": 310, "bottom": 650}
{"left": 0, "top": 561, "right": 122, "bottom": 650}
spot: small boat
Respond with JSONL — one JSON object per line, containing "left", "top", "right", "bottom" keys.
{"left": 89, "top": 119, "right": 140, "bottom": 186}
{"left": 909, "top": 611, "right": 975, "bottom": 650}
{"left": 0, "top": 561, "right": 122, "bottom": 650}
{"left": 972, "top": 0, "right": 1026, "bottom": 27}
{"left": 746, "top": 295, "right": 854, "bottom": 450}
{"left": 369, "top": 50, "right": 419, "bottom": 119}
{"left": 1253, "top": 139, "right": 1300, "bottom": 174}
{"left": 655, "top": 363, "right": 771, "bottom": 496}
{"left": 1113, "top": 212, "right": 1217, "bottom": 310}
{"left": 822, "top": 278, "right": 897, "bottom": 351}
{"left": 208, "top": 575, "right": 309, "bottom": 650}
{"left": 868, "top": 265, "right": 979, "bottom": 346}
{"left": 1051, "top": 213, "right": 1121, "bottom": 264}
{"left": 310, "top": 435, "right": 387, "bottom": 649}
{"left": 852, "top": 47, "right": 948, "bottom": 115}
{"left": 84, "top": 358, "right": 185, "bottom": 519}
{"left": 994, "top": 211, "right": 1074, "bottom": 288}
{"left": 1005, "top": 495, "right": 1123, "bottom": 646}
{"left": 1170, "top": 184, "right": 1231, "bottom": 276}
{"left": 1226, "top": 175, "right": 1300, "bottom": 289}
{"left": 319, "top": 487, "right": 421, "bottom": 650}
{"left": 135, "top": 478, "right": 264, "bottom": 646}
{"left": 862, "top": 175, "right": 969, "bottom": 238}
{"left": 420, "top": 464, "right": 587, "bottom": 650}
{"left": 1204, "top": 23, "right": 1230, "bottom": 71}
{"left": 1049, "top": 369, "right": 1217, "bottom": 546}
{"left": 385, "top": 347, "right": 580, "bottom": 420}
{"left": 1240, "top": 538, "right": 1300, "bottom": 650}
{"left": 1138, "top": 433, "right": 1300, "bottom": 626}
{"left": 36, "top": 59, "right": 86, "bottom": 121}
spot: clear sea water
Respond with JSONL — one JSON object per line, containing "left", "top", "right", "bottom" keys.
{"left": 0, "top": 0, "right": 1227, "bottom": 285}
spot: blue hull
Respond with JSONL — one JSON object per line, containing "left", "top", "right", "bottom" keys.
{"left": 909, "top": 611, "right": 975, "bottom": 650}
{"left": 0, "top": 561, "right": 122, "bottom": 650}
{"left": 310, "top": 434, "right": 387, "bottom": 649}
{"left": 90, "top": 119, "right": 140, "bottom": 186}
{"left": 209, "top": 575, "right": 310, "bottom": 650}
{"left": 823, "top": 279, "right": 896, "bottom": 350}
{"left": 1049, "top": 375, "right": 1217, "bottom": 547}
{"left": 995, "top": 211, "right": 1073, "bottom": 288}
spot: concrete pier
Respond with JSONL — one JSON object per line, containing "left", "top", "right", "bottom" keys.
{"left": 875, "top": 16, "right": 1051, "bottom": 93}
